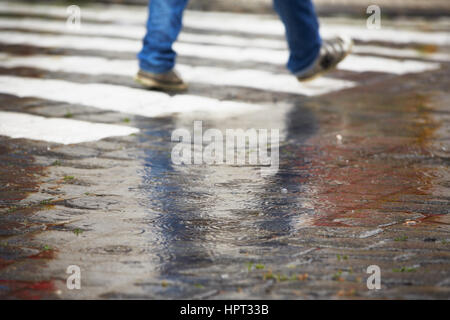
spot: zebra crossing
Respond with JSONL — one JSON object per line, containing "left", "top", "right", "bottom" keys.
{"left": 1, "top": 2, "right": 449, "bottom": 45}
{"left": 0, "top": 54, "right": 355, "bottom": 95}
{"left": 0, "top": 30, "right": 442, "bottom": 71}
{"left": 1, "top": 16, "right": 449, "bottom": 62}
{"left": 0, "top": 111, "right": 138, "bottom": 144}
{"left": 0, "top": 2, "right": 448, "bottom": 144}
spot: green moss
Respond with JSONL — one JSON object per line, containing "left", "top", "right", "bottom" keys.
{"left": 39, "top": 198, "right": 54, "bottom": 205}
{"left": 393, "top": 266, "right": 417, "bottom": 273}
{"left": 73, "top": 228, "right": 83, "bottom": 236}
{"left": 332, "top": 270, "right": 343, "bottom": 281}
{"left": 6, "top": 206, "right": 19, "bottom": 213}
{"left": 276, "top": 274, "right": 289, "bottom": 282}
{"left": 337, "top": 254, "right": 348, "bottom": 261}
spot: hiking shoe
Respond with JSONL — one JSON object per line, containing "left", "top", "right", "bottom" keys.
{"left": 135, "top": 69, "right": 188, "bottom": 91}
{"left": 297, "top": 36, "right": 353, "bottom": 82}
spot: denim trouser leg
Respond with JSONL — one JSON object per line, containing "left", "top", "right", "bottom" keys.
{"left": 138, "top": 0, "right": 189, "bottom": 74}
{"left": 273, "top": 0, "right": 322, "bottom": 74}
{"left": 138, "top": 0, "right": 321, "bottom": 75}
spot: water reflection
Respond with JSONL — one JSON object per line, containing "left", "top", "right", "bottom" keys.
{"left": 138, "top": 102, "right": 318, "bottom": 292}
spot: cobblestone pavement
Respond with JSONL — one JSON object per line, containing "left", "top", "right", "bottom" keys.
{"left": 0, "top": 1, "right": 449, "bottom": 299}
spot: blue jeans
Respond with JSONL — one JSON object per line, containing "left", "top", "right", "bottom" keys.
{"left": 138, "top": 0, "right": 322, "bottom": 75}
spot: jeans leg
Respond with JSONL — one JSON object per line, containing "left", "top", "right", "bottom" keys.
{"left": 273, "top": 0, "right": 322, "bottom": 74}
{"left": 138, "top": 0, "right": 189, "bottom": 74}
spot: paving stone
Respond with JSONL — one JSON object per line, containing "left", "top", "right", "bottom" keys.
{"left": 0, "top": 2, "right": 449, "bottom": 300}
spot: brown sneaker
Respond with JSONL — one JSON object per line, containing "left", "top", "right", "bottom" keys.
{"left": 135, "top": 69, "right": 188, "bottom": 91}
{"left": 297, "top": 36, "right": 353, "bottom": 82}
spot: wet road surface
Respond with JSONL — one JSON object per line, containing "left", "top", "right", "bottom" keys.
{"left": 0, "top": 2, "right": 449, "bottom": 299}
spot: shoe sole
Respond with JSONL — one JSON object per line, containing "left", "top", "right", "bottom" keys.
{"left": 297, "top": 39, "right": 354, "bottom": 83}
{"left": 135, "top": 74, "right": 188, "bottom": 92}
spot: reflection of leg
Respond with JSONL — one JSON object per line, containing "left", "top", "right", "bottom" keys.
{"left": 138, "top": 0, "right": 189, "bottom": 74}
{"left": 272, "top": 0, "right": 322, "bottom": 74}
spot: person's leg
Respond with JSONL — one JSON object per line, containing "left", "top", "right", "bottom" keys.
{"left": 273, "top": 0, "right": 322, "bottom": 74}
{"left": 138, "top": 0, "right": 189, "bottom": 74}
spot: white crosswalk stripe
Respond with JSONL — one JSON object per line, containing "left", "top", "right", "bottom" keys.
{"left": 0, "top": 54, "right": 355, "bottom": 96}
{"left": 1, "top": 2, "right": 449, "bottom": 45}
{"left": 352, "top": 45, "right": 450, "bottom": 62}
{"left": 0, "top": 2, "right": 446, "bottom": 146}
{"left": 1, "top": 17, "right": 448, "bottom": 61}
{"left": 0, "top": 31, "right": 440, "bottom": 74}
{"left": 0, "top": 17, "right": 287, "bottom": 50}
{"left": 0, "top": 111, "right": 139, "bottom": 144}
{"left": 0, "top": 75, "right": 264, "bottom": 118}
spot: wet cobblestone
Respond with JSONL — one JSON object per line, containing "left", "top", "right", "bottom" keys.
{"left": 0, "top": 1, "right": 449, "bottom": 299}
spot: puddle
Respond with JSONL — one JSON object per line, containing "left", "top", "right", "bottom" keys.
{"left": 0, "top": 7, "right": 448, "bottom": 298}
{"left": 131, "top": 72, "right": 449, "bottom": 298}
